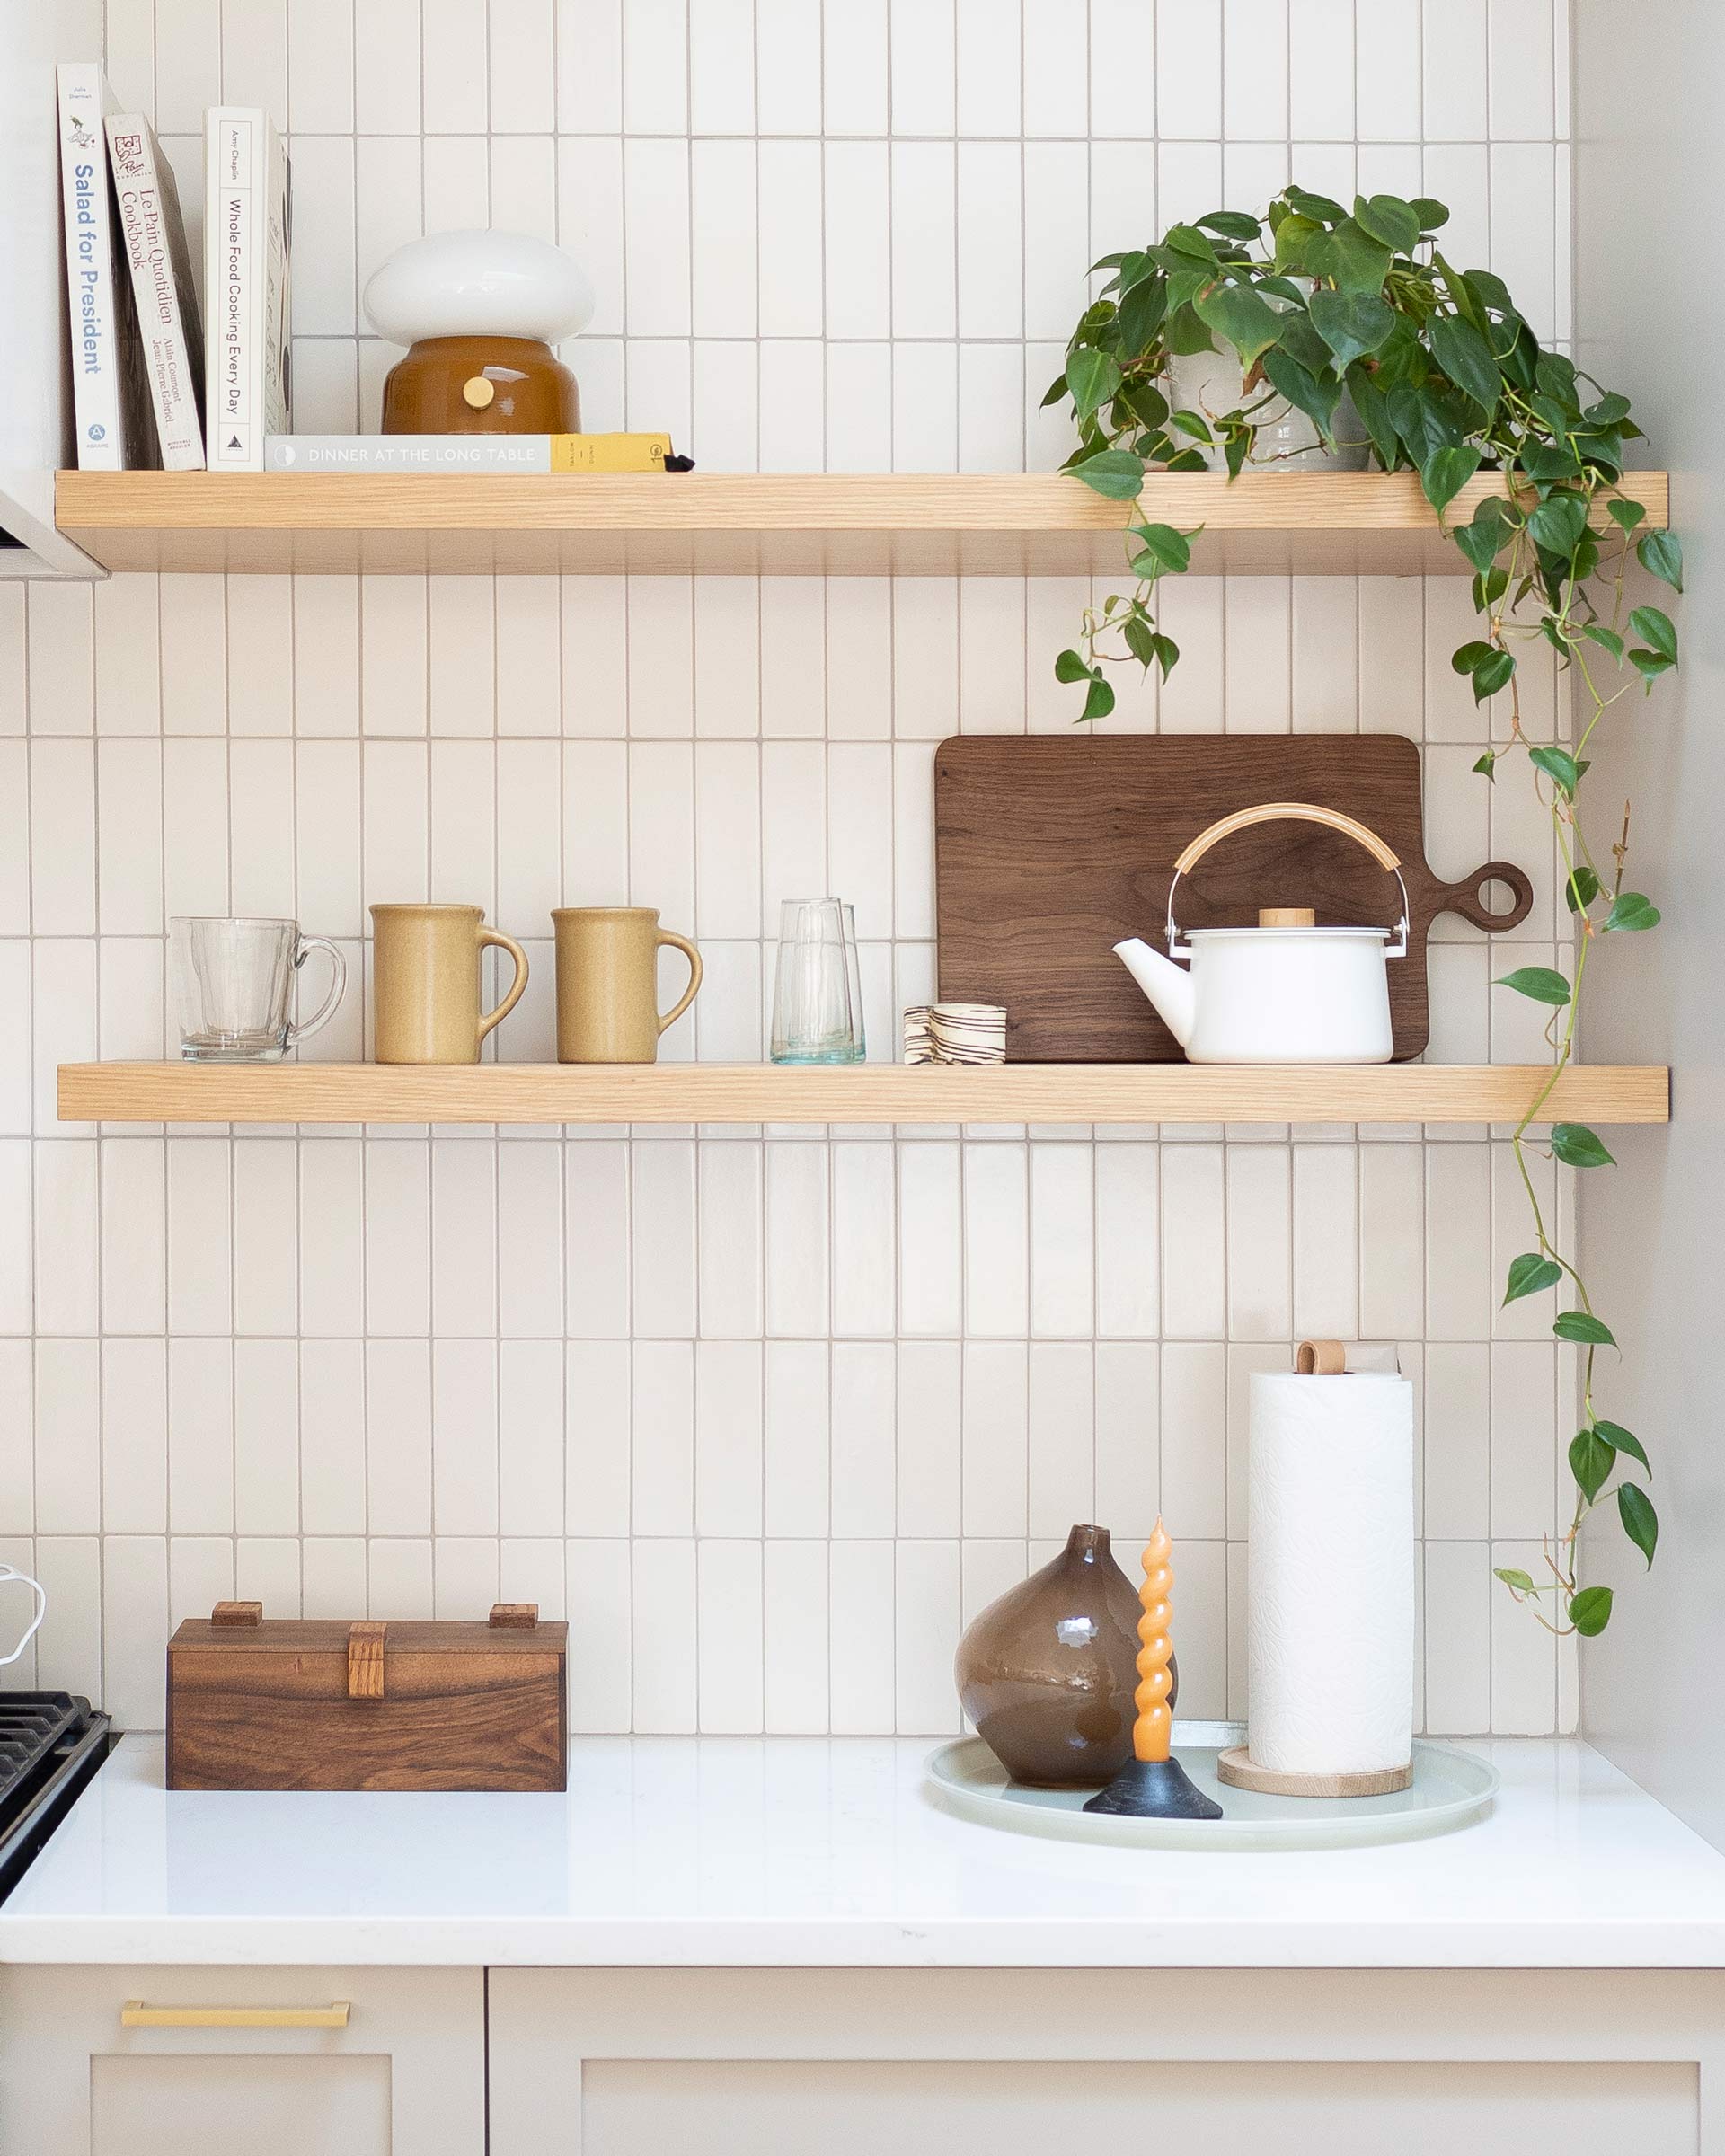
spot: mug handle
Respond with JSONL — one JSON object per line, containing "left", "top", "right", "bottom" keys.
{"left": 287, "top": 936, "right": 348, "bottom": 1048}
{"left": 656, "top": 930, "right": 704, "bottom": 1036}
{"left": 476, "top": 929, "right": 530, "bottom": 1044}
{"left": 0, "top": 1564, "right": 46, "bottom": 1668}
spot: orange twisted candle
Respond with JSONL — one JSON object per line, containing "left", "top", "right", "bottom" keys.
{"left": 1132, "top": 1518, "right": 1175, "bottom": 1764}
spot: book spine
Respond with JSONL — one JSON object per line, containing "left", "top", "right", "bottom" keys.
{"left": 56, "top": 65, "right": 122, "bottom": 470}
{"left": 205, "top": 111, "right": 259, "bottom": 470}
{"left": 264, "top": 436, "right": 554, "bottom": 472}
{"left": 263, "top": 129, "right": 292, "bottom": 435}
{"left": 106, "top": 113, "right": 205, "bottom": 470}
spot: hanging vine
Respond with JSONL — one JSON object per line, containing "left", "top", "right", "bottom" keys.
{"left": 1050, "top": 188, "right": 1681, "bottom": 1635}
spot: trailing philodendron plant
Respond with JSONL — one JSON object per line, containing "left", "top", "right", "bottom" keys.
{"left": 1051, "top": 187, "right": 1683, "bottom": 1639}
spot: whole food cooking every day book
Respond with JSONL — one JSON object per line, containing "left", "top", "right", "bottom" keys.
{"left": 204, "top": 109, "right": 292, "bottom": 472}
{"left": 55, "top": 64, "right": 156, "bottom": 470}
{"left": 264, "top": 433, "right": 694, "bottom": 473}
{"left": 105, "top": 110, "right": 205, "bottom": 469}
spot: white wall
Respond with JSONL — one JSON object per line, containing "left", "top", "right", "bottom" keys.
{"left": 0, "top": 0, "right": 1584, "bottom": 1740}
{"left": 1572, "top": 0, "right": 1725, "bottom": 1839}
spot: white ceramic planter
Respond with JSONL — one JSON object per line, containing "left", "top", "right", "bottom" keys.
{"left": 1168, "top": 338, "right": 1370, "bottom": 473}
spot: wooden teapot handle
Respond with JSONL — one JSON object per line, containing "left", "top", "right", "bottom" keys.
{"left": 1166, "top": 801, "right": 1409, "bottom": 958}
{"left": 1172, "top": 800, "right": 1402, "bottom": 877}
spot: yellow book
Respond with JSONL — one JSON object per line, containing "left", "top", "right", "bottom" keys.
{"left": 550, "top": 433, "right": 676, "bottom": 473}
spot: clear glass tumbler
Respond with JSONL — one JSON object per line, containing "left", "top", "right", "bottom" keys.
{"left": 770, "top": 898, "right": 862, "bottom": 1065}
{"left": 171, "top": 916, "right": 347, "bottom": 1062}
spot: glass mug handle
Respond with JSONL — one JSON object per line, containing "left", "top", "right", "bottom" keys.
{"left": 655, "top": 931, "right": 703, "bottom": 1036}
{"left": 0, "top": 1564, "right": 46, "bottom": 1668}
{"left": 286, "top": 936, "right": 348, "bottom": 1048}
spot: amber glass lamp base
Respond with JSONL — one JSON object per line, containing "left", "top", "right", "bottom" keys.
{"left": 380, "top": 335, "right": 580, "bottom": 435}
{"left": 1083, "top": 1755, "right": 1223, "bottom": 1821}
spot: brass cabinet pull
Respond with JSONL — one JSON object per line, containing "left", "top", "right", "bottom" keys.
{"left": 121, "top": 2001, "right": 352, "bottom": 2029}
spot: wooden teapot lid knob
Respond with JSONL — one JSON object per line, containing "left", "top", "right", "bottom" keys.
{"left": 1258, "top": 906, "right": 1317, "bottom": 928}
{"left": 463, "top": 374, "right": 496, "bottom": 410}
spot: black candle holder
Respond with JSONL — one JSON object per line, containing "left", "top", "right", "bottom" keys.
{"left": 1082, "top": 1754, "right": 1223, "bottom": 1821}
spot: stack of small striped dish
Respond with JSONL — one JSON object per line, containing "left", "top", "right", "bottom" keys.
{"left": 902, "top": 1003, "right": 1006, "bottom": 1065}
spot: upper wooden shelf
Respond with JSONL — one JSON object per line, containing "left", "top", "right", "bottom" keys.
{"left": 53, "top": 469, "right": 1669, "bottom": 579}
{"left": 58, "top": 1061, "right": 1670, "bottom": 1127}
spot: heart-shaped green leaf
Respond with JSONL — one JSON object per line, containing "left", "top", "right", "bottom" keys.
{"left": 1197, "top": 209, "right": 1262, "bottom": 241}
{"left": 1469, "top": 649, "right": 1516, "bottom": 702}
{"left": 1529, "top": 744, "right": 1580, "bottom": 796}
{"left": 1054, "top": 649, "right": 1090, "bottom": 684}
{"left": 1570, "top": 1584, "right": 1614, "bottom": 1636}
{"left": 1307, "top": 289, "right": 1394, "bottom": 371}
{"left": 1594, "top": 1419, "right": 1650, "bottom": 1475}
{"left": 1073, "top": 447, "right": 1146, "bottom": 499}
{"left": 1494, "top": 1566, "right": 1535, "bottom": 1593}
{"left": 1193, "top": 279, "right": 1285, "bottom": 367}
{"left": 1352, "top": 191, "right": 1421, "bottom": 252}
{"left": 1629, "top": 605, "right": 1677, "bottom": 662}
{"left": 1421, "top": 443, "right": 1483, "bottom": 514}
{"left": 1565, "top": 865, "right": 1600, "bottom": 912}
{"left": 1128, "top": 521, "right": 1192, "bottom": 575}
{"left": 1637, "top": 528, "right": 1684, "bottom": 591}
{"left": 1618, "top": 1482, "right": 1659, "bottom": 1568}
{"left": 1570, "top": 1425, "right": 1617, "bottom": 1503}
{"left": 1411, "top": 196, "right": 1450, "bottom": 232}
{"left": 1261, "top": 346, "right": 1340, "bottom": 434}
{"left": 1307, "top": 217, "right": 1394, "bottom": 295}
{"left": 1527, "top": 491, "right": 1588, "bottom": 556}
{"left": 1452, "top": 499, "right": 1507, "bottom": 575}
{"left": 1427, "top": 313, "right": 1501, "bottom": 413}
{"left": 1496, "top": 965, "right": 1570, "bottom": 1006}
{"left": 1504, "top": 1252, "right": 1562, "bottom": 1304}
{"left": 1550, "top": 1122, "right": 1615, "bottom": 1168}
{"left": 1066, "top": 346, "right": 1123, "bottom": 420}
{"left": 1554, "top": 1310, "right": 1616, "bottom": 1348}
{"left": 1604, "top": 890, "right": 1660, "bottom": 932}
{"left": 1580, "top": 623, "right": 1623, "bottom": 660}
{"left": 1081, "top": 674, "right": 1116, "bottom": 721}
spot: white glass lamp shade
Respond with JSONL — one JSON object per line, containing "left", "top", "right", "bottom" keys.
{"left": 363, "top": 230, "right": 597, "bottom": 348}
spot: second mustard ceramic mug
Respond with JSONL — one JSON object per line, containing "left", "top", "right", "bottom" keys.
{"left": 553, "top": 907, "right": 703, "bottom": 1063}
{"left": 370, "top": 902, "right": 529, "bottom": 1064}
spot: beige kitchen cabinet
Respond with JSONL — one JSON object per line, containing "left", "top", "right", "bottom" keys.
{"left": 0, "top": 1965, "right": 483, "bottom": 2155}
{"left": 489, "top": 1966, "right": 1725, "bottom": 2155}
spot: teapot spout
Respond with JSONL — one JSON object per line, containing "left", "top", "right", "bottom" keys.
{"left": 1114, "top": 938, "right": 1196, "bottom": 1047}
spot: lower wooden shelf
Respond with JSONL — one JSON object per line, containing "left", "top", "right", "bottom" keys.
{"left": 57, "top": 1061, "right": 1671, "bottom": 1127}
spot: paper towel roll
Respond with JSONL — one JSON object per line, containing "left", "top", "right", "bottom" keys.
{"left": 1247, "top": 1370, "right": 1414, "bottom": 1777}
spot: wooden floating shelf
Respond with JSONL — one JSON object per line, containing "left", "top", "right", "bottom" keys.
{"left": 58, "top": 1061, "right": 1671, "bottom": 1127}
{"left": 54, "top": 469, "right": 1670, "bottom": 579}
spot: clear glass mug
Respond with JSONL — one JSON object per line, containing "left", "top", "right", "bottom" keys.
{"left": 171, "top": 916, "right": 347, "bottom": 1063}
{"left": 770, "top": 898, "right": 865, "bottom": 1065}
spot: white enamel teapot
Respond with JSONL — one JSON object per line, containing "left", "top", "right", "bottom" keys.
{"left": 1114, "top": 801, "right": 1409, "bottom": 1064}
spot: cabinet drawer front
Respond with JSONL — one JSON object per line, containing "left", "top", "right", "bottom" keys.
{"left": 489, "top": 1967, "right": 1725, "bottom": 2156}
{"left": 0, "top": 1965, "right": 482, "bottom": 2156}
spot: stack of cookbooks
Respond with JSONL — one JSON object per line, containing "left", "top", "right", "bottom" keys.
{"left": 56, "top": 65, "right": 290, "bottom": 471}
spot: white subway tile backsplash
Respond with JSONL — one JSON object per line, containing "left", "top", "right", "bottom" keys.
{"left": 10, "top": 0, "right": 1576, "bottom": 1737}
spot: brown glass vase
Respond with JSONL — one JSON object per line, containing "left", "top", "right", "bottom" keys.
{"left": 954, "top": 1524, "right": 1177, "bottom": 1787}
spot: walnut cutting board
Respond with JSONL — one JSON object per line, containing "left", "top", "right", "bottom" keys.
{"left": 933, "top": 733, "right": 1533, "bottom": 1063}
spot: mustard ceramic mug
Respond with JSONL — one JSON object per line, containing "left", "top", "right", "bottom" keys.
{"left": 553, "top": 907, "right": 703, "bottom": 1063}
{"left": 370, "top": 903, "right": 529, "bottom": 1064}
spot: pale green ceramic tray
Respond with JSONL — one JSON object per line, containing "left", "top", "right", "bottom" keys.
{"left": 925, "top": 1721, "right": 1499, "bottom": 1851}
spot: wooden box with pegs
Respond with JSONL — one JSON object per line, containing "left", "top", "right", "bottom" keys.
{"left": 165, "top": 1600, "right": 568, "bottom": 1792}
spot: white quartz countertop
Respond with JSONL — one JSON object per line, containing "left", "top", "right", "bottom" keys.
{"left": 7, "top": 1733, "right": 1725, "bottom": 1968}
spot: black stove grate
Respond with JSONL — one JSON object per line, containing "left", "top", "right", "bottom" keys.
{"left": 0, "top": 1693, "right": 82, "bottom": 1805}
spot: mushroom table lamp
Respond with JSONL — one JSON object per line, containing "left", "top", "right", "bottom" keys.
{"left": 364, "top": 230, "right": 596, "bottom": 434}
{"left": 1083, "top": 1519, "right": 1223, "bottom": 1821}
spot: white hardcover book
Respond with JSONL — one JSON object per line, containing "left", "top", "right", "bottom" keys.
{"left": 264, "top": 436, "right": 553, "bottom": 472}
{"left": 56, "top": 64, "right": 155, "bottom": 469}
{"left": 205, "top": 110, "right": 291, "bottom": 471}
{"left": 105, "top": 111, "right": 205, "bottom": 470}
